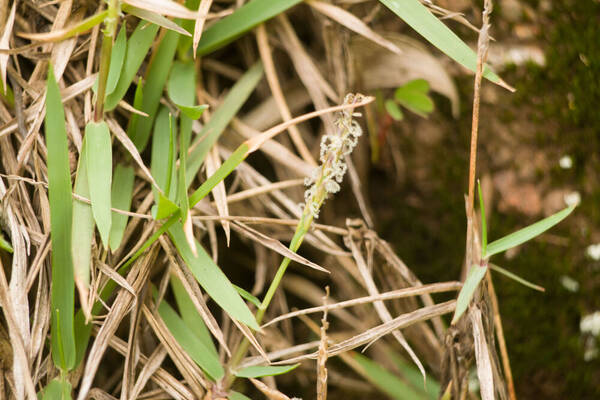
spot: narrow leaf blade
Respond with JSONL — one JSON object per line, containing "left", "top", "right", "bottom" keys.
{"left": 85, "top": 121, "right": 113, "bottom": 248}
{"left": 452, "top": 265, "right": 487, "bottom": 324}
{"left": 234, "top": 364, "right": 299, "bottom": 378}
{"left": 45, "top": 64, "right": 76, "bottom": 370}
{"left": 109, "top": 163, "right": 135, "bottom": 251}
{"left": 485, "top": 205, "right": 575, "bottom": 258}
{"left": 168, "top": 223, "right": 259, "bottom": 330}
{"left": 158, "top": 298, "right": 225, "bottom": 380}
{"left": 378, "top": 0, "right": 505, "bottom": 87}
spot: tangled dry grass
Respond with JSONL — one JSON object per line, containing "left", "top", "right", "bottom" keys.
{"left": 0, "top": 0, "right": 568, "bottom": 399}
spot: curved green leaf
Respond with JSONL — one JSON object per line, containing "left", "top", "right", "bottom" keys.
{"left": 41, "top": 378, "right": 72, "bottom": 400}
{"left": 168, "top": 61, "right": 207, "bottom": 120}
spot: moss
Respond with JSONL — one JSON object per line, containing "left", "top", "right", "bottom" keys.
{"left": 375, "top": 0, "right": 600, "bottom": 397}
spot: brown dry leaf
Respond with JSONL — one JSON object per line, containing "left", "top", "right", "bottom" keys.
{"left": 347, "top": 233, "right": 426, "bottom": 380}
{"left": 263, "top": 281, "right": 461, "bottom": 328}
{"left": 308, "top": 0, "right": 403, "bottom": 56}
{"left": 275, "top": 301, "right": 455, "bottom": 364}
{"left": 129, "top": 345, "right": 168, "bottom": 400}
{"left": 255, "top": 24, "right": 316, "bottom": 166}
{"left": 192, "top": 0, "right": 213, "bottom": 55}
{"left": 232, "top": 222, "right": 329, "bottom": 273}
{"left": 122, "top": 0, "right": 199, "bottom": 19}
{"left": 471, "top": 306, "right": 495, "bottom": 400}
{"left": 0, "top": 0, "right": 15, "bottom": 91}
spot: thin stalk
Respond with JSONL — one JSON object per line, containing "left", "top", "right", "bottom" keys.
{"left": 465, "top": 1, "right": 491, "bottom": 271}
{"left": 94, "top": 0, "right": 120, "bottom": 121}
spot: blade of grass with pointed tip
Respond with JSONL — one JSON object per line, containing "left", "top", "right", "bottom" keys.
{"left": 122, "top": 4, "right": 191, "bottom": 36}
{"left": 109, "top": 163, "right": 135, "bottom": 251}
{"left": 129, "top": 29, "right": 179, "bottom": 151}
{"left": 105, "top": 26, "right": 127, "bottom": 96}
{"left": 105, "top": 21, "right": 160, "bottom": 111}
{"left": 170, "top": 275, "right": 219, "bottom": 358}
{"left": 168, "top": 223, "right": 259, "bottom": 330}
{"left": 353, "top": 353, "right": 426, "bottom": 400}
{"left": 157, "top": 296, "right": 224, "bottom": 380}
{"left": 452, "top": 265, "right": 487, "bottom": 324}
{"left": 41, "top": 378, "right": 72, "bottom": 400}
{"left": 234, "top": 364, "right": 299, "bottom": 378}
{"left": 85, "top": 121, "right": 113, "bottom": 248}
{"left": 378, "top": 0, "right": 506, "bottom": 88}
{"left": 72, "top": 140, "right": 94, "bottom": 315}
{"left": 233, "top": 284, "right": 261, "bottom": 308}
{"left": 195, "top": 0, "right": 303, "bottom": 56}
{"left": 489, "top": 263, "right": 545, "bottom": 292}
{"left": 185, "top": 63, "right": 263, "bottom": 186}
{"left": 478, "top": 180, "right": 487, "bottom": 256}
{"left": 485, "top": 205, "right": 575, "bottom": 258}
{"left": 45, "top": 65, "right": 76, "bottom": 371}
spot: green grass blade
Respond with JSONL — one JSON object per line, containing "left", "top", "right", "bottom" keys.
{"left": 478, "top": 180, "right": 488, "bottom": 256}
{"left": 489, "top": 263, "right": 545, "bottom": 292}
{"left": 109, "top": 163, "right": 135, "bottom": 251}
{"left": 129, "top": 29, "right": 179, "bottom": 151}
{"left": 72, "top": 140, "right": 94, "bottom": 304}
{"left": 105, "top": 26, "right": 127, "bottom": 96}
{"left": 233, "top": 284, "right": 261, "bottom": 308}
{"left": 154, "top": 192, "right": 180, "bottom": 220}
{"left": 485, "top": 205, "right": 575, "bottom": 258}
{"left": 105, "top": 21, "right": 159, "bottom": 111}
{"left": 353, "top": 353, "right": 427, "bottom": 400}
{"left": 188, "top": 144, "right": 249, "bottom": 206}
{"left": 234, "top": 364, "right": 299, "bottom": 378}
{"left": 151, "top": 107, "right": 177, "bottom": 198}
{"left": 451, "top": 265, "right": 487, "bottom": 324}
{"left": 85, "top": 121, "right": 113, "bottom": 248}
{"left": 378, "top": 0, "right": 503, "bottom": 86}
{"left": 170, "top": 275, "right": 219, "bottom": 358}
{"left": 157, "top": 296, "right": 225, "bottom": 380}
{"left": 41, "top": 378, "right": 72, "bottom": 400}
{"left": 168, "top": 223, "right": 259, "bottom": 330}
{"left": 185, "top": 62, "right": 263, "bottom": 186}
{"left": 45, "top": 64, "right": 76, "bottom": 371}
{"left": 196, "top": 0, "right": 303, "bottom": 56}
